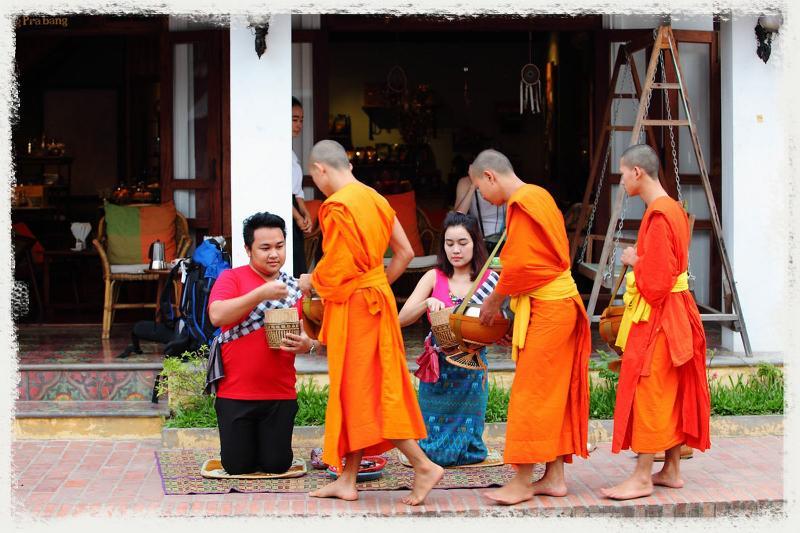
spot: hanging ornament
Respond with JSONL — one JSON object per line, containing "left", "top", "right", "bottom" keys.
{"left": 519, "top": 32, "right": 542, "bottom": 115}
{"left": 520, "top": 63, "right": 542, "bottom": 114}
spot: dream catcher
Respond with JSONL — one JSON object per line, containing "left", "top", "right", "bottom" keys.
{"left": 520, "top": 32, "right": 542, "bottom": 115}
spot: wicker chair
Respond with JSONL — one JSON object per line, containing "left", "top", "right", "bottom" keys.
{"left": 92, "top": 211, "right": 191, "bottom": 339}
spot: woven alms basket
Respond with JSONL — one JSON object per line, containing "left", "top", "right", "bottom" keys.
{"left": 265, "top": 308, "right": 301, "bottom": 349}
{"left": 429, "top": 307, "right": 458, "bottom": 349}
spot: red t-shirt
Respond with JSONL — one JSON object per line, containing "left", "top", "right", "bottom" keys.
{"left": 208, "top": 265, "right": 299, "bottom": 400}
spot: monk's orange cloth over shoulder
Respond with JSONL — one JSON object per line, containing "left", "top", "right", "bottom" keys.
{"left": 311, "top": 182, "right": 426, "bottom": 471}
{"left": 612, "top": 196, "right": 711, "bottom": 454}
{"left": 495, "top": 185, "right": 591, "bottom": 464}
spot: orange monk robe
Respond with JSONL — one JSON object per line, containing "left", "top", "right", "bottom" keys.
{"left": 496, "top": 185, "right": 591, "bottom": 465}
{"left": 612, "top": 196, "right": 711, "bottom": 454}
{"left": 311, "top": 182, "right": 427, "bottom": 471}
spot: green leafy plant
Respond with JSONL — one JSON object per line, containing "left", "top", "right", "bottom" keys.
{"left": 485, "top": 380, "right": 510, "bottom": 423}
{"left": 295, "top": 379, "right": 329, "bottom": 426}
{"left": 708, "top": 363, "right": 784, "bottom": 416}
{"left": 588, "top": 350, "right": 619, "bottom": 419}
{"left": 158, "top": 346, "right": 783, "bottom": 428}
{"left": 156, "top": 346, "right": 209, "bottom": 411}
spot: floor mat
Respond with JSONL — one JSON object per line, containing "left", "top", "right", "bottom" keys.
{"left": 155, "top": 448, "right": 517, "bottom": 495}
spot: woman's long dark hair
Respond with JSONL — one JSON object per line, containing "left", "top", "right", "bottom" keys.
{"left": 436, "top": 211, "right": 488, "bottom": 281}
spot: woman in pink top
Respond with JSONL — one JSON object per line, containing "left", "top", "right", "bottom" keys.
{"left": 398, "top": 211, "right": 499, "bottom": 466}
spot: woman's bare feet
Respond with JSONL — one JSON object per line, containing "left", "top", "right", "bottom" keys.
{"left": 402, "top": 462, "right": 444, "bottom": 505}
{"left": 309, "top": 476, "right": 358, "bottom": 501}
{"left": 600, "top": 475, "right": 653, "bottom": 500}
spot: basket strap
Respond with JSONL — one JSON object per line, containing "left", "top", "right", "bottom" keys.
{"left": 454, "top": 229, "right": 507, "bottom": 317}
{"left": 610, "top": 264, "right": 630, "bottom": 303}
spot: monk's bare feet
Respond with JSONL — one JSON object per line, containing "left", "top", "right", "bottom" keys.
{"left": 600, "top": 476, "right": 653, "bottom": 500}
{"left": 652, "top": 469, "right": 684, "bottom": 489}
{"left": 402, "top": 463, "right": 444, "bottom": 505}
{"left": 530, "top": 475, "right": 568, "bottom": 497}
{"left": 309, "top": 477, "right": 358, "bottom": 501}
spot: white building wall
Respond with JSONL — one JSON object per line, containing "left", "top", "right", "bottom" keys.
{"left": 720, "top": 15, "right": 786, "bottom": 353}
{"left": 229, "top": 15, "right": 293, "bottom": 268}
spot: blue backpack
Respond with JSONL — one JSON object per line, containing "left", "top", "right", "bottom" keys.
{"left": 160, "top": 239, "right": 230, "bottom": 356}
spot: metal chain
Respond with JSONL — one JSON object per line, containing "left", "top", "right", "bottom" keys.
{"left": 578, "top": 56, "right": 632, "bottom": 265}
{"left": 658, "top": 42, "right": 682, "bottom": 203}
{"left": 658, "top": 32, "right": 695, "bottom": 283}
{"left": 604, "top": 50, "right": 637, "bottom": 280}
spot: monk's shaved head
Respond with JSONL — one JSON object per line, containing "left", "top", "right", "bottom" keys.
{"left": 470, "top": 149, "right": 515, "bottom": 177}
{"left": 309, "top": 140, "right": 350, "bottom": 170}
{"left": 620, "top": 144, "right": 659, "bottom": 179}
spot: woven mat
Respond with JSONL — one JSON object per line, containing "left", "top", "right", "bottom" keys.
{"left": 200, "top": 458, "right": 307, "bottom": 479}
{"left": 155, "top": 448, "right": 516, "bottom": 495}
{"left": 396, "top": 448, "right": 505, "bottom": 469}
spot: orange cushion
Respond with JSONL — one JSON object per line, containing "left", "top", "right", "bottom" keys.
{"left": 105, "top": 201, "right": 178, "bottom": 264}
{"left": 384, "top": 191, "right": 425, "bottom": 257}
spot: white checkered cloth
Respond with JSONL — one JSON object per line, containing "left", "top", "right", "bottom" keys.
{"left": 204, "top": 271, "right": 303, "bottom": 395}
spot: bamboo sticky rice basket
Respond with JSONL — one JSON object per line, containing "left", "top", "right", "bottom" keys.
{"left": 265, "top": 308, "right": 301, "bottom": 349}
{"left": 430, "top": 306, "right": 459, "bottom": 349}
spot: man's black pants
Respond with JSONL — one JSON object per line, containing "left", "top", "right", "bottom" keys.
{"left": 214, "top": 397, "right": 298, "bottom": 475}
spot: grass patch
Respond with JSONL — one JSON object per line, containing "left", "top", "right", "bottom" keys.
{"left": 159, "top": 347, "right": 783, "bottom": 427}
{"left": 709, "top": 363, "right": 784, "bottom": 416}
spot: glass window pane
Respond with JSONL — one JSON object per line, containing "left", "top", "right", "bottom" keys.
{"left": 173, "top": 42, "right": 210, "bottom": 182}
{"left": 676, "top": 43, "right": 710, "bottom": 175}
{"left": 689, "top": 230, "right": 711, "bottom": 306}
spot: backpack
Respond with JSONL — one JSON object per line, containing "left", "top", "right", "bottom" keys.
{"left": 159, "top": 239, "right": 231, "bottom": 357}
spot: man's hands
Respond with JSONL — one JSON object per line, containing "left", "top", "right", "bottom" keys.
{"left": 279, "top": 324, "right": 314, "bottom": 354}
{"left": 259, "top": 280, "right": 289, "bottom": 301}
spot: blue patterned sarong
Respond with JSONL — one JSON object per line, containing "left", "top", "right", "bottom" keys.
{"left": 418, "top": 339, "right": 489, "bottom": 466}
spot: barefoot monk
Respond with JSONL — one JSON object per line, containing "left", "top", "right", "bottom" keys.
{"left": 600, "top": 144, "right": 711, "bottom": 501}
{"left": 299, "top": 140, "right": 443, "bottom": 505}
{"left": 471, "top": 149, "right": 591, "bottom": 505}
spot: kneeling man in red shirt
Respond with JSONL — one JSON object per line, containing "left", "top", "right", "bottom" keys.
{"left": 207, "top": 212, "right": 319, "bottom": 474}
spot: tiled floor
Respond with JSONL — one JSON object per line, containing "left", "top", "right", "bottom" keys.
{"left": 11, "top": 435, "right": 784, "bottom": 518}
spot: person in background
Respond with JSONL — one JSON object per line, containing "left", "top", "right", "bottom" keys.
{"left": 454, "top": 174, "right": 506, "bottom": 248}
{"left": 292, "top": 97, "right": 313, "bottom": 277}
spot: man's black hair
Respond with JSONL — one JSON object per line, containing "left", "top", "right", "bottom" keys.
{"left": 243, "top": 212, "right": 286, "bottom": 248}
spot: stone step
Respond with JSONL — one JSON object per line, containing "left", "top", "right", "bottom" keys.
{"left": 17, "top": 364, "right": 162, "bottom": 402}
{"left": 13, "top": 400, "right": 169, "bottom": 439}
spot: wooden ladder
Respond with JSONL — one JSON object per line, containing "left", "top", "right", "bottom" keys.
{"left": 576, "top": 25, "right": 752, "bottom": 356}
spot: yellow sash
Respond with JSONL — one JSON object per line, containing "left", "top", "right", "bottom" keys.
{"left": 509, "top": 270, "right": 579, "bottom": 362}
{"left": 615, "top": 271, "right": 689, "bottom": 351}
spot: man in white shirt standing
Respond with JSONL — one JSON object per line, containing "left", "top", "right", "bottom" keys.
{"left": 292, "top": 97, "right": 313, "bottom": 277}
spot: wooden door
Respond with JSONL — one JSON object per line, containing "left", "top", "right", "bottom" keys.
{"left": 160, "top": 29, "right": 230, "bottom": 241}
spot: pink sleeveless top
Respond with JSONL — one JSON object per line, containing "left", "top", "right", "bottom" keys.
{"left": 429, "top": 268, "right": 493, "bottom": 317}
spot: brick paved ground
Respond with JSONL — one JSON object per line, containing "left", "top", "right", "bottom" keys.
{"left": 11, "top": 435, "right": 784, "bottom": 518}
